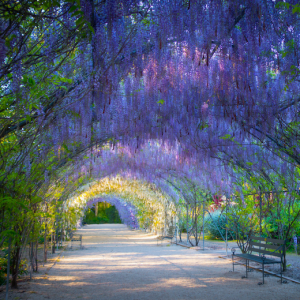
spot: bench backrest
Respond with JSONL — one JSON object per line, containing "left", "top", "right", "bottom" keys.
{"left": 72, "top": 234, "right": 82, "bottom": 241}
{"left": 248, "top": 236, "right": 285, "bottom": 258}
{"left": 167, "top": 226, "right": 175, "bottom": 236}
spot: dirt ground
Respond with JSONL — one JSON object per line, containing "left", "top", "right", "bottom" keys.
{"left": 1, "top": 224, "right": 300, "bottom": 300}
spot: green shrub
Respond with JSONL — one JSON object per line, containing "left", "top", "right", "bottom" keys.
{"left": 205, "top": 211, "right": 233, "bottom": 240}
{"left": 0, "top": 256, "right": 28, "bottom": 286}
{"left": 105, "top": 206, "right": 121, "bottom": 223}
{"left": 82, "top": 206, "right": 121, "bottom": 224}
{"left": 0, "top": 257, "right": 6, "bottom": 286}
{"left": 83, "top": 209, "right": 109, "bottom": 224}
{"left": 38, "top": 236, "right": 45, "bottom": 244}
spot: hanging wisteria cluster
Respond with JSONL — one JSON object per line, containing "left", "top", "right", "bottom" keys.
{"left": 48, "top": 0, "right": 299, "bottom": 197}
{"left": 1, "top": 0, "right": 299, "bottom": 192}
{"left": 1, "top": 0, "right": 300, "bottom": 287}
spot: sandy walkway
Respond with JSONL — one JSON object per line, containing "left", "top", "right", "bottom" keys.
{"left": 3, "top": 224, "right": 299, "bottom": 300}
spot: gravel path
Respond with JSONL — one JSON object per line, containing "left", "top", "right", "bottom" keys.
{"left": 3, "top": 224, "right": 299, "bottom": 300}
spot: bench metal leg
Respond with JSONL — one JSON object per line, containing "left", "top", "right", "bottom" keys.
{"left": 246, "top": 260, "right": 252, "bottom": 277}
{"left": 232, "top": 255, "right": 234, "bottom": 272}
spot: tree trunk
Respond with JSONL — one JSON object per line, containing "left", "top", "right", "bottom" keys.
{"left": 35, "top": 240, "right": 38, "bottom": 272}
{"left": 6, "top": 238, "right": 11, "bottom": 299}
{"left": 283, "top": 252, "right": 287, "bottom": 272}
{"left": 61, "top": 224, "right": 63, "bottom": 247}
{"left": 11, "top": 246, "right": 20, "bottom": 289}
{"left": 30, "top": 242, "right": 36, "bottom": 273}
{"left": 44, "top": 225, "right": 47, "bottom": 263}
{"left": 52, "top": 232, "right": 55, "bottom": 254}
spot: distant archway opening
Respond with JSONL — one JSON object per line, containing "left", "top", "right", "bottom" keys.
{"left": 83, "top": 201, "right": 122, "bottom": 224}
{"left": 81, "top": 197, "right": 139, "bottom": 229}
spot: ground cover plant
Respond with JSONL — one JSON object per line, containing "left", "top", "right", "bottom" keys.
{"left": 0, "top": 0, "right": 300, "bottom": 292}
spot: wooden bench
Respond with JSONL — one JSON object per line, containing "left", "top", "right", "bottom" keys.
{"left": 232, "top": 235, "right": 286, "bottom": 284}
{"left": 157, "top": 226, "right": 175, "bottom": 246}
{"left": 71, "top": 234, "right": 83, "bottom": 249}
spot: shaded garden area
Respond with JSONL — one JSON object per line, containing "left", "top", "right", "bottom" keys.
{"left": 1, "top": 0, "right": 300, "bottom": 298}
{"left": 83, "top": 202, "right": 122, "bottom": 224}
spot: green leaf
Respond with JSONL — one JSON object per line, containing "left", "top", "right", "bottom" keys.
{"left": 72, "top": 10, "right": 83, "bottom": 16}
{"left": 62, "top": 143, "right": 71, "bottom": 154}
{"left": 75, "top": 16, "right": 85, "bottom": 30}
{"left": 60, "top": 77, "right": 73, "bottom": 84}
{"left": 0, "top": 230, "right": 16, "bottom": 239}
{"left": 87, "top": 23, "right": 95, "bottom": 34}
{"left": 69, "top": 5, "right": 78, "bottom": 13}
{"left": 157, "top": 99, "right": 165, "bottom": 105}
{"left": 275, "top": 2, "right": 290, "bottom": 9}
{"left": 219, "top": 134, "right": 231, "bottom": 140}
{"left": 293, "top": 7, "right": 300, "bottom": 14}
{"left": 28, "top": 77, "right": 35, "bottom": 86}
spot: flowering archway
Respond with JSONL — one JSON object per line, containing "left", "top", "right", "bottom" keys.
{"left": 85, "top": 197, "right": 139, "bottom": 229}
{"left": 1, "top": 0, "right": 300, "bottom": 289}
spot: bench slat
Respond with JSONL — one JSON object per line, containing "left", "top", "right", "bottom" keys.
{"left": 71, "top": 234, "right": 82, "bottom": 241}
{"left": 248, "top": 247, "right": 283, "bottom": 257}
{"left": 249, "top": 241, "right": 284, "bottom": 251}
{"left": 249, "top": 236, "right": 285, "bottom": 244}
{"left": 235, "top": 253, "right": 281, "bottom": 264}
{"left": 157, "top": 226, "right": 175, "bottom": 245}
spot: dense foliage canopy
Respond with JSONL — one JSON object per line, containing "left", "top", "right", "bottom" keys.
{"left": 1, "top": 0, "right": 300, "bottom": 288}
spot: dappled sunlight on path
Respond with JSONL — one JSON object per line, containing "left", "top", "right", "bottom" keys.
{"left": 7, "top": 224, "right": 299, "bottom": 300}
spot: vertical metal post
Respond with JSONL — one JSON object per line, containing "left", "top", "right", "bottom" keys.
{"left": 164, "top": 204, "right": 167, "bottom": 236}
{"left": 259, "top": 191, "right": 262, "bottom": 237}
{"left": 174, "top": 215, "right": 177, "bottom": 244}
{"left": 44, "top": 223, "right": 47, "bottom": 265}
{"left": 186, "top": 204, "right": 189, "bottom": 244}
{"left": 259, "top": 191, "right": 262, "bottom": 256}
{"left": 226, "top": 196, "right": 229, "bottom": 257}
{"left": 61, "top": 225, "right": 63, "bottom": 247}
{"left": 56, "top": 230, "right": 59, "bottom": 251}
{"left": 202, "top": 200, "right": 205, "bottom": 250}
{"left": 56, "top": 210, "right": 59, "bottom": 251}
